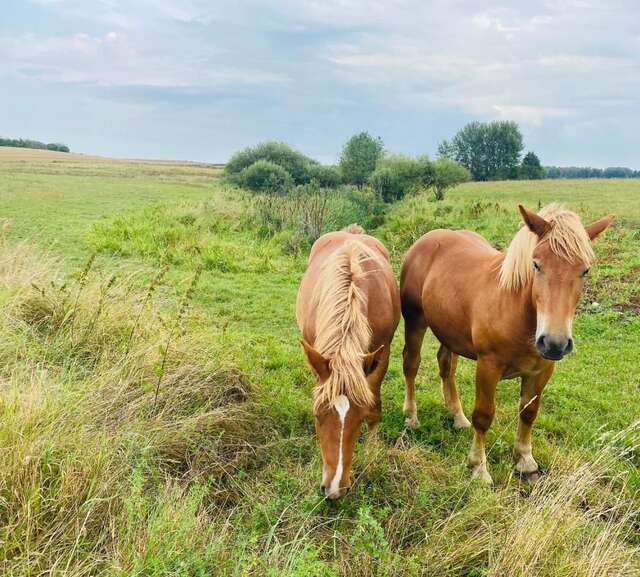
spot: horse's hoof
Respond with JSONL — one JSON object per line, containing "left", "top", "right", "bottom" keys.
{"left": 405, "top": 416, "right": 420, "bottom": 429}
{"left": 453, "top": 413, "right": 471, "bottom": 430}
{"left": 471, "top": 465, "right": 493, "bottom": 485}
{"left": 516, "top": 468, "right": 543, "bottom": 484}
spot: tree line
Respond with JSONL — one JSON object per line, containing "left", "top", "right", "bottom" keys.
{"left": 0, "top": 137, "right": 70, "bottom": 153}
{"left": 545, "top": 166, "right": 640, "bottom": 179}
{"left": 438, "top": 121, "right": 639, "bottom": 181}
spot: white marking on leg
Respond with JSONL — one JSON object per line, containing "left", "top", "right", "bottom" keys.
{"left": 328, "top": 395, "right": 350, "bottom": 497}
{"left": 403, "top": 393, "right": 419, "bottom": 428}
{"left": 453, "top": 412, "right": 471, "bottom": 429}
{"left": 468, "top": 432, "right": 493, "bottom": 484}
{"left": 515, "top": 441, "right": 539, "bottom": 474}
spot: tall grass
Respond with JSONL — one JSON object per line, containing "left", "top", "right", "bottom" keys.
{"left": 0, "top": 241, "right": 264, "bottom": 575}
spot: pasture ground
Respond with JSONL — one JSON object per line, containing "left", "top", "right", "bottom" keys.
{"left": 0, "top": 148, "right": 638, "bottom": 576}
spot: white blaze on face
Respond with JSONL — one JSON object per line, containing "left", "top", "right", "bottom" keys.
{"left": 328, "top": 394, "right": 350, "bottom": 497}
{"left": 536, "top": 312, "right": 573, "bottom": 342}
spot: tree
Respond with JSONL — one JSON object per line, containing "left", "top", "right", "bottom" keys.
{"left": 431, "top": 158, "right": 470, "bottom": 200}
{"left": 339, "top": 132, "right": 384, "bottom": 186}
{"left": 519, "top": 151, "right": 545, "bottom": 180}
{"left": 437, "top": 139, "right": 455, "bottom": 160}
{"left": 441, "top": 121, "right": 523, "bottom": 181}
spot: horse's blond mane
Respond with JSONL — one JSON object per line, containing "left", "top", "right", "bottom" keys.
{"left": 312, "top": 240, "right": 380, "bottom": 411}
{"left": 498, "top": 203, "right": 594, "bottom": 292}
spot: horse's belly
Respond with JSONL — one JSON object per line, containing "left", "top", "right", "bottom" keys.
{"left": 424, "top": 305, "right": 477, "bottom": 359}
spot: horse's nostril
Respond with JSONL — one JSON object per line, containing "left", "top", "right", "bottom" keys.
{"left": 319, "top": 485, "right": 326, "bottom": 496}
{"left": 565, "top": 338, "right": 574, "bottom": 353}
{"left": 536, "top": 335, "right": 546, "bottom": 350}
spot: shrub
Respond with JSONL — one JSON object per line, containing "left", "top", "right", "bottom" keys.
{"left": 431, "top": 158, "right": 470, "bottom": 200}
{"left": 339, "top": 132, "right": 384, "bottom": 186}
{"left": 307, "top": 164, "right": 342, "bottom": 188}
{"left": 237, "top": 160, "right": 294, "bottom": 194}
{"left": 225, "top": 141, "right": 316, "bottom": 185}
{"left": 327, "top": 186, "right": 386, "bottom": 231}
{"left": 369, "top": 155, "right": 434, "bottom": 202}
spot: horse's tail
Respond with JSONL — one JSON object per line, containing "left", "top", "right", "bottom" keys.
{"left": 313, "top": 240, "right": 376, "bottom": 410}
{"left": 342, "top": 223, "right": 365, "bottom": 235}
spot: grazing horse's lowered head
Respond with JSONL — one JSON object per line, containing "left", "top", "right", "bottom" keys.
{"left": 500, "top": 204, "right": 615, "bottom": 360}
{"left": 302, "top": 339, "right": 384, "bottom": 499}
{"left": 297, "top": 227, "right": 399, "bottom": 499}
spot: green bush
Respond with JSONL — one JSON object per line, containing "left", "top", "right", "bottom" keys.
{"left": 307, "top": 164, "right": 342, "bottom": 188}
{"left": 225, "top": 142, "right": 316, "bottom": 184}
{"left": 369, "top": 155, "right": 434, "bottom": 202}
{"left": 237, "top": 160, "right": 294, "bottom": 194}
{"left": 326, "top": 186, "right": 386, "bottom": 230}
{"left": 431, "top": 158, "right": 470, "bottom": 200}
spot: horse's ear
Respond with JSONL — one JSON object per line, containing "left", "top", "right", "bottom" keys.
{"left": 585, "top": 214, "right": 614, "bottom": 241}
{"left": 301, "top": 340, "right": 330, "bottom": 380}
{"left": 518, "top": 205, "right": 551, "bottom": 238}
{"left": 363, "top": 345, "right": 384, "bottom": 376}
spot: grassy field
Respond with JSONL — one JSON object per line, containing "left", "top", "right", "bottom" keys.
{"left": 0, "top": 149, "right": 638, "bottom": 576}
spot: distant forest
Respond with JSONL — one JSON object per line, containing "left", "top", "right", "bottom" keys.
{"left": 0, "top": 137, "right": 70, "bottom": 153}
{"left": 545, "top": 166, "right": 640, "bottom": 179}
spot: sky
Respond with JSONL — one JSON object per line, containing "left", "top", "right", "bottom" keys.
{"left": 1, "top": 0, "right": 639, "bottom": 166}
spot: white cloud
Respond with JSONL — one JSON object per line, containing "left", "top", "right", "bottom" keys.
{"left": 0, "top": 31, "right": 290, "bottom": 88}
{"left": 315, "top": 1, "right": 640, "bottom": 127}
{"left": 492, "top": 105, "right": 576, "bottom": 126}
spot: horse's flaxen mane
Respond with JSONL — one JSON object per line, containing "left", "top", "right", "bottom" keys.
{"left": 498, "top": 203, "right": 595, "bottom": 292}
{"left": 312, "top": 240, "right": 379, "bottom": 411}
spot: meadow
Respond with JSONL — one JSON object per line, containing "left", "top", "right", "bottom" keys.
{"left": 0, "top": 147, "right": 638, "bottom": 576}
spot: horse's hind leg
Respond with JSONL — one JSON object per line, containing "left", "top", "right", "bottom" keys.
{"left": 402, "top": 317, "right": 427, "bottom": 428}
{"left": 437, "top": 344, "right": 471, "bottom": 430}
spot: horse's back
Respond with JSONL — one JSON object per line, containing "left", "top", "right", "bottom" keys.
{"left": 402, "top": 229, "right": 496, "bottom": 296}
{"left": 401, "top": 229, "right": 501, "bottom": 358}
{"left": 307, "top": 230, "right": 390, "bottom": 265}
{"left": 298, "top": 230, "right": 399, "bottom": 347}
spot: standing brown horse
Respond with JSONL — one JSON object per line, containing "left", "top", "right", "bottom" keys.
{"left": 401, "top": 204, "right": 613, "bottom": 483}
{"left": 297, "top": 225, "right": 400, "bottom": 499}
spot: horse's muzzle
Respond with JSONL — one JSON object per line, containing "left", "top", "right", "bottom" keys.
{"left": 320, "top": 484, "right": 348, "bottom": 500}
{"left": 536, "top": 335, "right": 573, "bottom": 360}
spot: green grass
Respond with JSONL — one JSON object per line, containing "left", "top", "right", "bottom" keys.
{"left": 0, "top": 153, "right": 638, "bottom": 576}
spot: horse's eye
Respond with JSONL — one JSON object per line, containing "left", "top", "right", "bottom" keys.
{"left": 581, "top": 268, "right": 590, "bottom": 277}
{"left": 533, "top": 262, "right": 541, "bottom": 273}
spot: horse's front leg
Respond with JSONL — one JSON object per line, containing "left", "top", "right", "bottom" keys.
{"left": 468, "top": 357, "right": 502, "bottom": 484}
{"left": 515, "top": 363, "right": 554, "bottom": 482}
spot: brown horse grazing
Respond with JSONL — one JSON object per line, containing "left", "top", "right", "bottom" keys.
{"left": 297, "top": 225, "right": 400, "bottom": 499}
{"left": 401, "top": 204, "right": 614, "bottom": 483}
